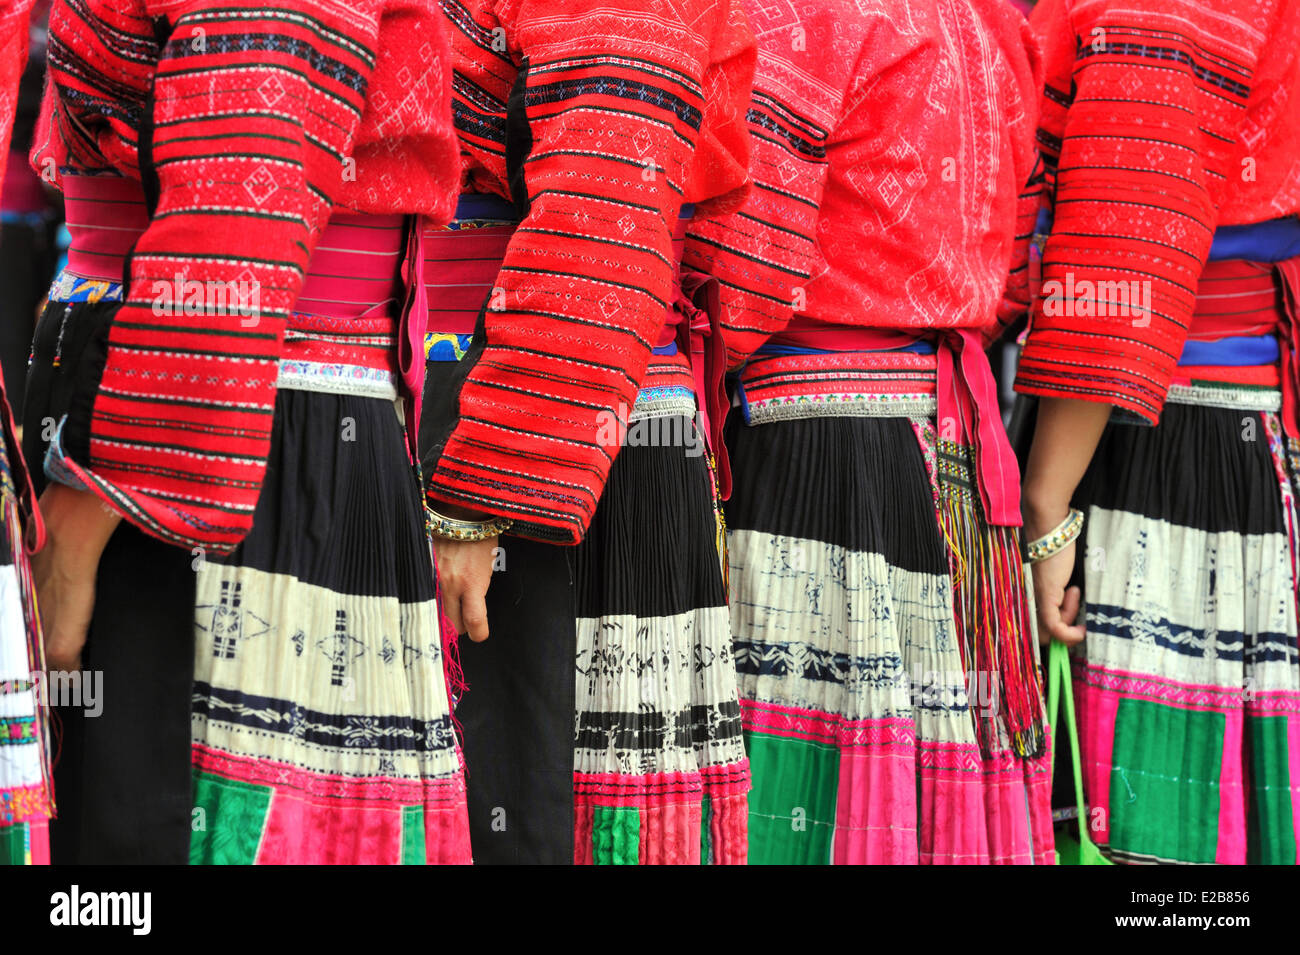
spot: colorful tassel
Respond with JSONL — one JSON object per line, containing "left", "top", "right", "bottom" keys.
{"left": 933, "top": 437, "right": 1046, "bottom": 759}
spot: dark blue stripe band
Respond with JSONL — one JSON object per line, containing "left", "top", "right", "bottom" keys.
{"left": 1178, "top": 334, "right": 1280, "bottom": 367}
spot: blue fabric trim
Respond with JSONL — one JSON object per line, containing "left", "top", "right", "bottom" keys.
{"left": 1085, "top": 602, "right": 1295, "bottom": 665}
{"left": 1208, "top": 217, "right": 1300, "bottom": 263}
{"left": 453, "top": 193, "right": 517, "bottom": 222}
{"left": 1178, "top": 334, "right": 1280, "bottom": 367}
{"left": 755, "top": 340, "right": 936, "bottom": 357}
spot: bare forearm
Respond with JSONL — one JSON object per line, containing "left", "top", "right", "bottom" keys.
{"left": 1022, "top": 397, "right": 1112, "bottom": 537}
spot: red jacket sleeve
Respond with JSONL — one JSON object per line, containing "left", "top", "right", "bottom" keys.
{"left": 680, "top": 14, "right": 843, "bottom": 369}
{"left": 424, "top": 0, "right": 754, "bottom": 543}
{"left": 51, "top": 0, "right": 382, "bottom": 551}
{"left": 0, "top": 1, "right": 32, "bottom": 188}
{"left": 1014, "top": 0, "right": 1250, "bottom": 420}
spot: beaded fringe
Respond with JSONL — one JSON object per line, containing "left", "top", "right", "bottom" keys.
{"left": 934, "top": 439, "right": 1045, "bottom": 759}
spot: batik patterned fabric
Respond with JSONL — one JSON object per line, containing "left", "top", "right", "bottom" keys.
{"left": 572, "top": 392, "right": 748, "bottom": 865}
{"left": 726, "top": 353, "right": 1053, "bottom": 865}
{"left": 188, "top": 390, "right": 469, "bottom": 865}
{"left": 1070, "top": 386, "right": 1300, "bottom": 864}
{"left": 28, "top": 286, "right": 473, "bottom": 863}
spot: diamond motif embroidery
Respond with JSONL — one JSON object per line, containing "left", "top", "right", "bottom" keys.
{"left": 244, "top": 165, "right": 278, "bottom": 205}
{"left": 316, "top": 609, "right": 366, "bottom": 687}
{"left": 257, "top": 74, "right": 286, "bottom": 107}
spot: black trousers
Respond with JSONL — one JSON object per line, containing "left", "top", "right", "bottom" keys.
{"left": 1, "top": 216, "right": 59, "bottom": 422}
{"left": 421, "top": 360, "right": 577, "bottom": 864}
{"left": 454, "top": 538, "right": 576, "bottom": 864}
{"left": 46, "top": 526, "right": 195, "bottom": 864}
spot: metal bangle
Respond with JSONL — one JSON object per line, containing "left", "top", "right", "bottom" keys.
{"left": 426, "top": 506, "right": 512, "bottom": 543}
{"left": 1026, "top": 508, "right": 1084, "bottom": 563}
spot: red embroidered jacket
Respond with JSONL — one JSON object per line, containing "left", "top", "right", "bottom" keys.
{"left": 0, "top": 0, "right": 32, "bottom": 185}
{"left": 1015, "top": 0, "right": 1300, "bottom": 421}
{"left": 683, "top": 0, "right": 1043, "bottom": 368}
{"left": 31, "top": 0, "right": 459, "bottom": 550}
{"left": 422, "top": 0, "right": 755, "bottom": 544}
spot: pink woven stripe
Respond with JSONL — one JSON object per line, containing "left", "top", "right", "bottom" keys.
{"left": 192, "top": 743, "right": 465, "bottom": 808}
{"left": 295, "top": 213, "right": 405, "bottom": 319}
{"left": 1216, "top": 708, "right": 1247, "bottom": 864}
{"left": 833, "top": 748, "right": 918, "bottom": 864}
{"left": 574, "top": 761, "right": 750, "bottom": 808}
{"left": 1078, "top": 660, "right": 1300, "bottom": 716}
{"left": 62, "top": 175, "right": 404, "bottom": 316}
{"left": 1290, "top": 718, "right": 1300, "bottom": 865}
{"left": 741, "top": 698, "right": 916, "bottom": 748}
{"left": 1074, "top": 678, "right": 1119, "bottom": 847}
{"left": 62, "top": 174, "right": 147, "bottom": 281}
{"left": 421, "top": 214, "right": 693, "bottom": 336}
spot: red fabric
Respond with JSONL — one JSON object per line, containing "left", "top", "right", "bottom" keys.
{"left": 32, "top": 0, "right": 459, "bottom": 551}
{"left": 0, "top": 0, "right": 42, "bottom": 555}
{"left": 1278, "top": 259, "right": 1300, "bottom": 439}
{"left": 1187, "top": 261, "right": 1284, "bottom": 337}
{"left": 1015, "top": 0, "right": 1300, "bottom": 421}
{"left": 684, "top": 0, "right": 1043, "bottom": 368}
{"left": 422, "top": 0, "right": 755, "bottom": 543}
{"left": 0, "top": 2, "right": 32, "bottom": 186}
{"left": 2, "top": 147, "right": 42, "bottom": 213}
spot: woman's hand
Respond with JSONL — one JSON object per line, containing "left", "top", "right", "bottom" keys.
{"left": 1021, "top": 397, "right": 1112, "bottom": 646}
{"left": 1028, "top": 537, "right": 1085, "bottom": 646}
{"left": 31, "top": 483, "right": 121, "bottom": 671}
{"left": 432, "top": 535, "right": 499, "bottom": 643}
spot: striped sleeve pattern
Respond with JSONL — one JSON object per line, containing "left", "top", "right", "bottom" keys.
{"left": 53, "top": 0, "right": 381, "bottom": 550}
{"left": 1014, "top": 0, "right": 1283, "bottom": 420}
{"left": 681, "top": 50, "right": 830, "bottom": 369}
{"left": 425, "top": 0, "right": 754, "bottom": 543}
{"left": 986, "top": 152, "right": 1046, "bottom": 347}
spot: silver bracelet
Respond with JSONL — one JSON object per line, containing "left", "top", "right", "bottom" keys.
{"left": 1026, "top": 508, "right": 1084, "bottom": 563}
{"left": 426, "top": 505, "right": 512, "bottom": 542}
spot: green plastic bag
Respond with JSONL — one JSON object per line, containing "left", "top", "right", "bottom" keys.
{"left": 1046, "top": 640, "right": 1113, "bottom": 865}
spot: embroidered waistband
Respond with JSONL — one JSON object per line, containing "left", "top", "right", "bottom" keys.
{"left": 1164, "top": 382, "right": 1282, "bottom": 413}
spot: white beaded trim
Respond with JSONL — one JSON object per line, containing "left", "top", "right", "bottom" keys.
{"left": 747, "top": 392, "right": 937, "bottom": 425}
{"left": 1165, "top": 383, "right": 1281, "bottom": 413}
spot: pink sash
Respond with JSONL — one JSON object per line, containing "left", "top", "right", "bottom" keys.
{"left": 772, "top": 322, "right": 1021, "bottom": 527}
{"left": 62, "top": 174, "right": 148, "bottom": 281}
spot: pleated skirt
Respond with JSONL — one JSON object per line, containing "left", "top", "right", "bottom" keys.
{"left": 1065, "top": 388, "right": 1300, "bottom": 864}
{"left": 571, "top": 410, "right": 750, "bottom": 864}
{"left": 25, "top": 294, "right": 471, "bottom": 863}
{"left": 726, "top": 404, "right": 1052, "bottom": 865}
{"left": 421, "top": 359, "right": 749, "bottom": 864}
{"left": 187, "top": 388, "right": 471, "bottom": 864}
